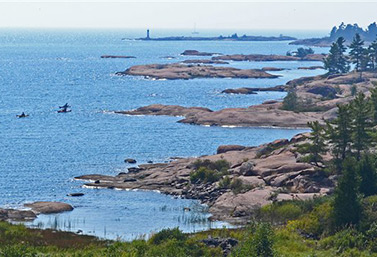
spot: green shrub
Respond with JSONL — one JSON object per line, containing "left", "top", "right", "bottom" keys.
{"left": 287, "top": 201, "right": 333, "bottom": 238}
{"left": 190, "top": 167, "right": 221, "bottom": 183}
{"left": 149, "top": 228, "right": 187, "bottom": 245}
{"left": 319, "top": 228, "right": 365, "bottom": 252}
{"left": 219, "top": 176, "right": 231, "bottom": 188}
{"left": 232, "top": 223, "right": 276, "bottom": 257}
{"left": 260, "top": 202, "right": 303, "bottom": 224}
{"left": 192, "top": 159, "right": 230, "bottom": 173}
{"left": 230, "top": 178, "right": 243, "bottom": 193}
{"left": 190, "top": 159, "right": 230, "bottom": 184}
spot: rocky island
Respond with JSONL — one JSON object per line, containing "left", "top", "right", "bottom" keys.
{"left": 118, "top": 72, "right": 377, "bottom": 127}
{"left": 212, "top": 53, "right": 326, "bottom": 62}
{"left": 116, "top": 63, "right": 279, "bottom": 80}
{"left": 137, "top": 31, "right": 297, "bottom": 42}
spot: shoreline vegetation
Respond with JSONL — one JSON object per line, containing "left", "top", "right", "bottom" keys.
{"left": 4, "top": 29, "right": 377, "bottom": 256}
{"left": 290, "top": 22, "right": 377, "bottom": 47}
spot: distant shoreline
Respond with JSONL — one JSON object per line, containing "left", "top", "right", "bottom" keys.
{"left": 128, "top": 32, "right": 297, "bottom": 42}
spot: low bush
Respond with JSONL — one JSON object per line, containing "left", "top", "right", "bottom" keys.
{"left": 149, "top": 228, "right": 187, "bottom": 245}
{"left": 190, "top": 159, "right": 230, "bottom": 184}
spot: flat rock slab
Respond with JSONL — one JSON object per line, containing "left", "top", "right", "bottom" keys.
{"left": 24, "top": 201, "right": 73, "bottom": 214}
{"left": 116, "top": 63, "right": 279, "bottom": 80}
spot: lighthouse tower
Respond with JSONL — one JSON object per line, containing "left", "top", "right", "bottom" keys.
{"left": 146, "top": 29, "right": 150, "bottom": 40}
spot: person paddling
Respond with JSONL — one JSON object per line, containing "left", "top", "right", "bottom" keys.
{"left": 59, "top": 103, "right": 71, "bottom": 109}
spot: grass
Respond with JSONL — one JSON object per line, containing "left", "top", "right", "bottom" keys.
{"left": 3, "top": 195, "right": 377, "bottom": 256}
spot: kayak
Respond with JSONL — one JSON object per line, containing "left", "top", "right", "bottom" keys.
{"left": 58, "top": 109, "right": 71, "bottom": 113}
{"left": 16, "top": 114, "right": 29, "bottom": 118}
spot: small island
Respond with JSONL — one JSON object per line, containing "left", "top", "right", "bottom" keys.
{"left": 116, "top": 63, "right": 279, "bottom": 80}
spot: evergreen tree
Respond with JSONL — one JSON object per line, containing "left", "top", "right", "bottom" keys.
{"left": 358, "top": 154, "right": 377, "bottom": 197}
{"left": 326, "top": 104, "right": 353, "bottom": 165}
{"left": 323, "top": 37, "right": 349, "bottom": 74}
{"left": 351, "top": 92, "right": 372, "bottom": 160}
{"left": 349, "top": 33, "right": 365, "bottom": 71}
{"left": 370, "top": 82, "right": 377, "bottom": 124}
{"left": 307, "top": 121, "right": 327, "bottom": 165}
{"left": 282, "top": 90, "right": 298, "bottom": 111}
{"left": 333, "top": 158, "right": 362, "bottom": 228}
{"left": 368, "top": 40, "right": 377, "bottom": 70}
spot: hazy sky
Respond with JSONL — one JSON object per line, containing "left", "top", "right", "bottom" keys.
{"left": 0, "top": 1, "right": 376, "bottom": 30}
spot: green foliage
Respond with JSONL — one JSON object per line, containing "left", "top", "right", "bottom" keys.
{"left": 295, "top": 47, "right": 315, "bottom": 58}
{"left": 191, "top": 159, "right": 230, "bottom": 173}
{"left": 370, "top": 82, "right": 377, "bottom": 124}
{"left": 319, "top": 227, "right": 365, "bottom": 253}
{"left": 287, "top": 201, "right": 333, "bottom": 238}
{"left": 369, "top": 40, "right": 377, "bottom": 70}
{"left": 231, "top": 223, "right": 276, "bottom": 257}
{"left": 190, "top": 159, "right": 230, "bottom": 184}
{"left": 218, "top": 175, "right": 231, "bottom": 188}
{"left": 358, "top": 154, "right": 377, "bottom": 197}
{"left": 349, "top": 33, "right": 365, "bottom": 71}
{"left": 259, "top": 202, "right": 303, "bottom": 224}
{"left": 323, "top": 37, "right": 350, "bottom": 74}
{"left": 333, "top": 158, "right": 362, "bottom": 228}
{"left": 230, "top": 178, "right": 251, "bottom": 194}
{"left": 282, "top": 90, "right": 298, "bottom": 111}
{"left": 350, "top": 85, "right": 357, "bottom": 96}
{"left": 149, "top": 228, "right": 187, "bottom": 245}
{"left": 306, "top": 121, "right": 327, "bottom": 164}
{"left": 190, "top": 167, "right": 220, "bottom": 183}
{"left": 351, "top": 92, "right": 372, "bottom": 160}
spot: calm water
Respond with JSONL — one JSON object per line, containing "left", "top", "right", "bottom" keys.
{"left": 0, "top": 29, "right": 327, "bottom": 240}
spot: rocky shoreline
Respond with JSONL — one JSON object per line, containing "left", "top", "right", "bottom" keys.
{"left": 119, "top": 102, "right": 324, "bottom": 128}
{"left": 211, "top": 53, "right": 326, "bottom": 62}
{"left": 118, "top": 72, "right": 377, "bottom": 128}
{"left": 76, "top": 133, "right": 333, "bottom": 224}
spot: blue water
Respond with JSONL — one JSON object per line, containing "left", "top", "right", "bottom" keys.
{"left": 0, "top": 29, "right": 327, "bottom": 240}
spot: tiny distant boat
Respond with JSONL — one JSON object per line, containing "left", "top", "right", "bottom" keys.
{"left": 16, "top": 112, "right": 29, "bottom": 118}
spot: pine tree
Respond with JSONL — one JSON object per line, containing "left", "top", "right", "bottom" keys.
{"left": 349, "top": 33, "right": 365, "bottom": 71}
{"left": 358, "top": 154, "right": 377, "bottom": 197}
{"left": 370, "top": 82, "right": 377, "bottom": 124}
{"left": 326, "top": 104, "right": 353, "bottom": 165}
{"left": 307, "top": 121, "right": 327, "bottom": 165}
{"left": 368, "top": 40, "right": 377, "bottom": 70}
{"left": 282, "top": 90, "right": 299, "bottom": 111}
{"left": 323, "top": 37, "right": 349, "bottom": 74}
{"left": 333, "top": 157, "right": 362, "bottom": 228}
{"left": 351, "top": 92, "right": 372, "bottom": 160}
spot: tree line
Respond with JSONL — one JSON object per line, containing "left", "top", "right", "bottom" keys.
{"left": 324, "top": 33, "right": 377, "bottom": 74}
{"left": 305, "top": 84, "right": 377, "bottom": 229}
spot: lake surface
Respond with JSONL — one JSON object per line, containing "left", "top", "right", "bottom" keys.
{"left": 0, "top": 29, "right": 327, "bottom": 240}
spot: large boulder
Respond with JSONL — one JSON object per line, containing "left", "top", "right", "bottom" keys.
{"left": 217, "top": 145, "right": 246, "bottom": 154}
{"left": 24, "top": 201, "right": 73, "bottom": 214}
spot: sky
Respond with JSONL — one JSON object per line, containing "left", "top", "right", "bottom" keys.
{"left": 0, "top": 1, "right": 376, "bottom": 30}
